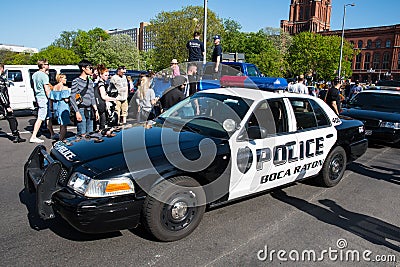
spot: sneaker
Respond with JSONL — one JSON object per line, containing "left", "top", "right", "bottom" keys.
{"left": 29, "top": 137, "right": 44, "bottom": 143}
{"left": 51, "top": 133, "right": 60, "bottom": 140}
{"left": 13, "top": 135, "right": 26, "bottom": 143}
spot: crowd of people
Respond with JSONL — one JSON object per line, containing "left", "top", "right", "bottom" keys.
{"left": 2, "top": 30, "right": 364, "bottom": 144}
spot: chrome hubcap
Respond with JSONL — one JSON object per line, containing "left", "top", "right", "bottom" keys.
{"left": 332, "top": 159, "right": 341, "bottom": 174}
{"left": 171, "top": 201, "right": 188, "bottom": 220}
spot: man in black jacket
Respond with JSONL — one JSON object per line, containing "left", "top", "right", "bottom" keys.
{"left": 0, "top": 63, "right": 25, "bottom": 143}
{"left": 160, "top": 76, "right": 186, "bottom": 112}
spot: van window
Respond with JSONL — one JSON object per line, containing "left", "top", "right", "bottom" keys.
{"left": 7, "top": 70, "right": 23, "bottom": 82}
{"left": 60, "top": 69, "right": 81, "bottom": 88}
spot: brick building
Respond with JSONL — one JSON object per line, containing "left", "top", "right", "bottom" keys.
{"left": 107, "top": 22, "right": 154, "bottom": 52}
{"left": 281, "top": 0, "right": 400, "bottom": 82}
{"left": 281, "top": 0, "right": 332, "bottom": 35}
{"left": 322, "top": 25, "right": 400, "bottom": 82}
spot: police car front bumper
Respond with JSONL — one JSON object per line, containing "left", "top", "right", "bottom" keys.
{"left": 24, "top": 145, "right": 143, "bottom": 233}
{"left": 348, "top": 138, "right": 368, "bottom": 162}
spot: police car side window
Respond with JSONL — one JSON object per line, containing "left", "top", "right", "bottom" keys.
{"left": 244, "top": 99, "right": 288, "bottom": 139}
{"left": 289, "top": 99, "right": 318, "bottom": 130}
{"left": 308, "top": 99, "right": 330, "bottom": 127}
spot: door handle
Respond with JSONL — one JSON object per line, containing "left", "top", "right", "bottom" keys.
{"left": 19, "top": 85, "right": 26, "bottom": 87}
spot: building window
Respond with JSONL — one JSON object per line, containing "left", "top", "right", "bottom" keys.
{"left": 376, "top": 40, "right": 381, "bottom": 48}
{"left": 385, "top": 39, "right": 391, "bottom": 48}
{"left": 382, "top": 52, "right": 390, "bottom": 69}
{"left": 367, "top": 40, "right": 372, "bottom": 49}
{"left": 299, "top": 7, "right": 304, "bottom": 20}
{"left": 355, "top": 53, "right": 362, "bottom": 70}
{"left": 358, "top": 40, "right": 363, "bottom": 49}
{"left": 364, "top": 53, "right": 371, "bottom": 70}
{"left": 373, "top": 53, "right": 380, "bottom": 69}
{"left": 398, "top": 53, "right": 400, "bottom": 69}
{"left": 305, "top": 7, "right": 310, "bottom": 20}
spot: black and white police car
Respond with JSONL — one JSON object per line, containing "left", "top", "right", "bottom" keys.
{"left": 24, "top": 87, "right": 368, "bottom": 241}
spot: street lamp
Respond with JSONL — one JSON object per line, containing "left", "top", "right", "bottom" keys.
{"left": 338, "top": 3, "right": 355, "bottom": 80}
{"left": 203, "top": 0, "right": 208, "bottom": 64}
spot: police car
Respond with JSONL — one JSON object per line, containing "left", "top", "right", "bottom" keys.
{"left": 24, "top": 87, "right": 368, "bottom": 241}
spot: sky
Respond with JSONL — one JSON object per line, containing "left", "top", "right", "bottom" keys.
{"left": 2, "top": 0, "right": 399, "bottom": 50}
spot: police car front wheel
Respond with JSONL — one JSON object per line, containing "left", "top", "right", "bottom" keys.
{"left": 318, "top": 146, "right": 347, "bottom": 187}
{"left": 142, "top": 176, "right": 206, "bottom": 242}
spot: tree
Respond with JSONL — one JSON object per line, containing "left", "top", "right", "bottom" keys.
{"left": 147, "top": 6, "right": 224, "bottom": 70}
{"left": 286, "top": 32, "right": 355, "bottom": 81}
{"left": 72, "top": 28, "right": 110, "bottom": 59}
{"left": 52, "top": 30, "right": 78, "bottom": 49}
{"left": 29, "top": 46, "right": 80, "bottom": 65}
{"left": 87, "top": 35, "right": 141, "bottom": 69}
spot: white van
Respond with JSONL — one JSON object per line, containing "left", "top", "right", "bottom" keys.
{"left": 4, "top": 65, "right": 80, "bottom": 110}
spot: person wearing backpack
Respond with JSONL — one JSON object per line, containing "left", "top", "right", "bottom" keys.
{"left": 70, "top": 60, "right": 99, "bottom": 135}
{"left": 94, "top": 64, "right": 116, "bottom": 130}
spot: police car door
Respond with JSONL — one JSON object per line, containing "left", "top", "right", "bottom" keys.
{"left": 287, "top": 97, "right": 337, "bottom": 180}
{"left": 228, "top": 98, "right": 299, "bottom": 201}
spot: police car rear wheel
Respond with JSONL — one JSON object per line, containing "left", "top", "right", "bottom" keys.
{"left": 318, "top": 146, "right": 347, "bottom": 187}
{"left": 142, "top": 176, "right": 206, "bottom": 242}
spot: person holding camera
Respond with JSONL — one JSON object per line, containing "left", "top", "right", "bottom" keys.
{"left": 70, "top": 60, "right": 99, "bottom": 135}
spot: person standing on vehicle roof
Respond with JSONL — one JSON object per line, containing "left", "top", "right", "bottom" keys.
{"left": 186, "top": 31, "right": 205, "bottom": 75}
{"left": 212, "top": 35, "right": 222, "bottom": 79}
{"left": 326, "top": 77, "right": 342, "bottom": 115}
{"left": 0, "top": 63, "right": 26, "bottom": 143}
{"left": 70, "top": 60, "right": 99, "bottom": 135}
{"left": 30, "top": 59, "right": 56, "bottom": 143}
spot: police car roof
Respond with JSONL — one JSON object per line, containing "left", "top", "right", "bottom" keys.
{"left": 200, "top": 87, "right": 315, "bottom": 101}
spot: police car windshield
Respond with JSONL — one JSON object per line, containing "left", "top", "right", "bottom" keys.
{"left": 159, "top": 93, "right": 253, "bottom": 137}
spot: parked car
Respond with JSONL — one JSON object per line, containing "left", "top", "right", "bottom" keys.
{"left": 25, "top": 88, "right": 367, "bottom": 241}
{"left": 341, "top": 89, "right": 400, "bottom": 145}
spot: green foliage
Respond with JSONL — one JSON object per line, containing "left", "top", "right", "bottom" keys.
{"left": 52, "top": 31, "right": 78, "bottom": 49}
{"left": 29, "top": 46, "right": 80, "bottom": 65}
{"left": 286, "top": 32, "right": 355, "bottom": 81}
{"left": 87, "top": 35, "right": 141, "bottom": 69}
{"left": 147, "top": 6, "right": 224, "bottom": 70}
{"left": 72, "top": 28, "right": 110, "bottom": 59}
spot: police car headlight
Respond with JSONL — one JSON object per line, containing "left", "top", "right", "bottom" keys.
{"left": 68, "top": 172, "right": 135, "bottom": 197}
{"left": 379, "top": 121, "right": 400, "bottom": 129}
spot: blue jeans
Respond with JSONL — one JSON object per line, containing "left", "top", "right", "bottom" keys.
{"left": 77, "top": 108, "right": 93, "bottom": 135}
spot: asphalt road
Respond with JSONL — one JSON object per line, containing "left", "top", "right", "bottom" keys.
{"left": 0, "top": 114, "right": 399, "bottom": 267}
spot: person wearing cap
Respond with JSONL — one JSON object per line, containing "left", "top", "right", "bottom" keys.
{"left": 326, "top": 77, "right": 342, "bottom": 115}
{"left": 212, "top": 35, "right": 222, "bottom": 79}
{"left": 110, "top": 66, "right": 129, "bottom": 124}
{"left": 170, "top": 59, "right": 180, "bottom": 78}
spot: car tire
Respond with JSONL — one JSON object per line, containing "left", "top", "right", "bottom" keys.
{"left": 142, "top": 176, "right": 206, "bottom": 242}
{"left": 317, "top": 146, "right": 347, "bottom": 187}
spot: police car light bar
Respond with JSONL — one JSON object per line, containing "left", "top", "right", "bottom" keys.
{"left": 220, "top": 76, "right": 288, "bottom": 92}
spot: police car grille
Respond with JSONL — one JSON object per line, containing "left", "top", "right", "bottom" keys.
{"left": 363, "top": 119, "right": 380, "bottom": 128}
{"left": 58, "top": 167, "right": 69, "bottom": 186}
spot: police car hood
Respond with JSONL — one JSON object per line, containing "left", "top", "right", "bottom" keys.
{"left": 51, "top": 123, "right": 221, "bottom": 168}
{"left": 341, "top": 108, "right": 400, "bottom": 121}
